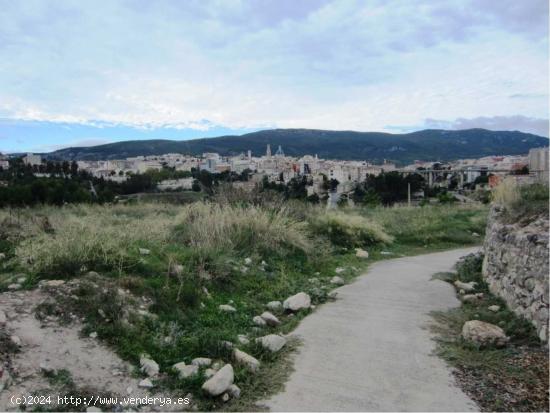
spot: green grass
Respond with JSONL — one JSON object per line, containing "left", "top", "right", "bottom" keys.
{"left": 0, "top": 201, "right": 489, "bottom": 410}
{"left": 431, "top": 253, "right": 548, "bottom": 411}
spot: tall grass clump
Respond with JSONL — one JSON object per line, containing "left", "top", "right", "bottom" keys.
{"left": 14, "top": 204, "right": 178, "bottom": 277}
{"left": 492, "top": 177, "right": 520, "bottom": 206}
{"left": 498, "top": 181, "right": 549, "bottom": 223}
{"left": 173, "top": 202, "right": 311, "bottom": 258}
{"left": 309, "top": 210, "right": 393, "bottom": 247}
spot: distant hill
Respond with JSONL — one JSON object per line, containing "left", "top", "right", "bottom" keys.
{"left": 45, "top": 128, "right": 548, "bottom": 164}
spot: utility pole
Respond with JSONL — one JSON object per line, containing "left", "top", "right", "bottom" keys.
{"left": 407, "top": 182, "right": 411, "bottom": 206}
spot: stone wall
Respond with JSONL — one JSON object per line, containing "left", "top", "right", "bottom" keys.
{"left": 482, "top": 205, "right": 549, "bottom": 341}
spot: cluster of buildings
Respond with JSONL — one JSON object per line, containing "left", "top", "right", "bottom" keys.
{"left": 1, "top": 145, "right": 548, "bottom": 195}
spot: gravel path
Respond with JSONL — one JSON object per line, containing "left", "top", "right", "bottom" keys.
{"left": 262, "top": 248, "right": 480, "bottom": 412}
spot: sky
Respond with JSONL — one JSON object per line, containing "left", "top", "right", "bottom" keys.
{"left": 0, "top": 0, "right": 548, "bottom": 153}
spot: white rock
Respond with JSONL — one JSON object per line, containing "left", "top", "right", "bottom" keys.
{"left": 0, "top": 253, "right": 5, "bottom": 260}
{"left": 283, "top": 292, "right": 311, "bottom": 312}
{"left": 89, "top": 332, "right": 98, "bottom": 339}
{"left": 191, "top": 357, "right": 212, "bottom": 367}
{"left": 266, "top": 301, "right": 282, "bottom": 311}
{"left": 327, "top": 291, "right": 338, "bottom": 299}
{"left": 237, "top": 334, "right": 249, "bottom": 345}
{"left": 41, "top": 279, "right": 65, "bottom": 288}
{"left": 219, "top": 304, "right": 236, "bottom": 313}
{"left": 222, "top": 393, "right": 230, "bottom": 402}
{"left": 454, "top": 280, "right": 477, "bottom": 292}
{"left": 17, "top": 277, "right": 26, "bottom": 284}
{"left": 355, "top": 248, "right": 369, "bottom": 259}
{"left": 244, "top": 257, "right": 252, "bottom": 265}
{"left": 201, "top": 364, "right": 234, "bottom": 396}
{"left": 256, "top": 334, "right": 286, "bottom": 353}
{"left": 211, "top": 361, "right": 223, "bottom": 371}
{"left": 204, "top": 368, "right": 216, "bottom": 378}
{"left": 7, "top": 284, "right": 21, "bottom": 291}
{"left": 488, "top": 305, "right": 501, "bottom": 312}
{"left": 138, "top": 378, "right": 154, "bottom": 389}
{"left": 227, "top": 384, "right": 241, "bottom": 399}
{"left": 260, "top": 311, "right": 280, "bottom": 326}
{"left": 139, "top": 248, "right": 150, "bottom": 255}
{"left": 335, "top": 267, "right": 345, "bottom": 274}
{"left": 140, "top": 355, "right": 159, "bottom": 377}
{"left": 462, "top": 320, "right": 509, "bottom": 347}
{"left": 461, "top": 293, "right": 483, "bottom": 303}
{"left": 0, "top": 310, "right": 6, "bottom": 325}
{"left": 252, "top": 316, "right": 266, "bottom": 326}
{"left": 173, "top": 362, "right": 199, "bottom": 379}
{"left": 10, "top": 335, "right": 21, "bottom": 346}
{"left": 330, "top": 276, "right": 345, "bottom": 285}
{"left": 233, "top": 349, "right": 260, "bottom": 372}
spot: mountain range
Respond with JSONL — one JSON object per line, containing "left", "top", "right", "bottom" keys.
{"left": 44, "top": 128, "right": 548, "bottom": 165}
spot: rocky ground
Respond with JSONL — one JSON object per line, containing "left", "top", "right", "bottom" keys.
{"left": 0, "top": 281, "right": 185, "bottom": 412}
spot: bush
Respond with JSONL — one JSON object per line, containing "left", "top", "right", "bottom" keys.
{"left": 309, "top": 210, "right": 393, "bottom": 247}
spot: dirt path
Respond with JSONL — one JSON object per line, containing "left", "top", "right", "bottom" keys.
{"left": 261, "top": 248, "right": 480, "bottom": 412}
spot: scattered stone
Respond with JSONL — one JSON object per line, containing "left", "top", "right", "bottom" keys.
{"left": 203, "top": 287, "right": 211, "bottom": 298}
{"left": 139, "top": 248, "right": 151, "bottom": 255}
{"left": 219, "top": 304, "right": 236, "bottom": 313}
{"left": 334, "top": 267, "right": 345, "bottom": 274}
{"left": 201, "top": 364, "right": 234, "bottom": 396}
{"left": 17, "top": 277, "right": 26, "bottom": 284}
{"left": 454, "top": 280, "right": 477, "bottom": 292}
{"left": 7, "top": 283, "right": 21, "bottom": 291}
{"left": 97, "top": 309, "right": 106, "bottom": 318}
{"left": 237, "top": 334, "right": 249, "bottom": 345}
{"left": 211, "top": 361, "right": 223, "bottom": 371}
{"left": 462, "top": 320, "right": 509, "bottom": 347}
{"left": 252, "top": 315, "right": 266, "bottom": 326}
{"left": 308, "top": 277, "right": 319, "bottom": 283}
{"left": 461, "top": 293, "right": 484, "bottom": 303}
{"left": 233, "top": 349, "right": 260, "bottom": 372}
{"left": 191, "top": 357, "right": 212, "bottom": 367}
{"left": 459, "top": 289, "right": 465, "bottom": 295}
{"left": 355, "top": 248, "right": 369, "bottom": 259}
{"left": 89, "top": 332, "right": 98, "bottom": 339}
{"left": 204, "top": 368, "right": 216, "bottom": 378}
{"left": 327, "top": 291, "right": 338, "bottom": 299}
{"left": 472, "top": 232, "right": 480, "bottom": 237}
{"left": 260, "top": 311, "right": 280, "bottom": 326}
{"left": 10, "top": 335, "right": 21, "bottom": 346}
{"left": 86, "top": 271, "right": 100, "bottom": 277}
{"left": 330, "top": 276, "right": 345, "bottom": 286}
{"left": 138, "top": 378, "right": 154, "bottom": 389}
{"left": 256, "top": 334, "right": 286, "bottom": 353}
{"left": 244, "top": 257, "right": 252, "bottom": 265}
{"left": 222, "top": 393, "right": 230, "bottom": 402}
{"left": 311, "top": 305, "right": 316, "bottom": 309}
{"left": 266, "top": 301, "right": 282, "bottom": 311}
{"left": 0, "top": 310, "right": 6, "bottom": 325}
{"left": 173, "top": 362, "right": 199, "bottom": 379}
{"left": 39, "top": 362, "right": 54, "bottom": 374}
{"left": 227, "top": 384, "right": 241, "bottom": 399}
{"left": 488, "top": 305, "right": 501, "bottom": 312}
{"left": 0, "top": 252, "right": 5, "bottom": 260}
{"left": 283, "top": 292, "right": 311, "bottom": 312}
{"left": 140, "top": 355, "right": 159, "bottom": 377}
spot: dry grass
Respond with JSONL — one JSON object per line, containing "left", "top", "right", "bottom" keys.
{"left": 492, "top": 178, "right": 520, "bottom": 206}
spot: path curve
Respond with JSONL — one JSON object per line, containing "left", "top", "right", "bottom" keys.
{"left": 262, "top": 248, "right": 480, "bottom": 412}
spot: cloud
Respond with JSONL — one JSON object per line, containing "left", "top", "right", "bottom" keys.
{"left": 0, "top": 0, "right": 547, "bottom": 150}
{"left": 423, "top": 116, "right": 549, "bottom": 137}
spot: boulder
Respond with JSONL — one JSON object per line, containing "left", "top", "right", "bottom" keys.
{"left": 173, "top": 362, "right": 199, "bottom": 379}
{"left": 462, "top": 320, "right": 509, "bottom": 347}
{"left": 266, "top": 301, "right": 282, "bottom": 311}
{"left": 233, "top": 349, "right": 260, "bottom": 372}
{"left": 330, "top": 276, "right": 345, "bottom": 286}
{"left": 260, "top": 311, "right": 280, "bottom": 326}
{"left": 283, "top": 292, "right": 311, "bottom": 312}
{"left": 454, "top": 280, "right": 477, "bottom": 292}
{"left": 139, "top": 355, "right": 159, "bottom": 377}
{"left": 256, "top": 334, "right": 286, "bottom": 353}
{"left": 219, "top": 304, "right": 236, "bottom": 313}
{"left": 201, "top": 364, "right": 234, "bottom": 396}
{"left": 488, "top": 305, "right": 501, "bottom": 312}
{"left": 191, "top": 357, "right": 212, "bottom": 367}
{"left": 252, "top": 316, "right": 266, "bottom": 326}
{"left": 355, "top": 248, "right": 369, "bottom": 259}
